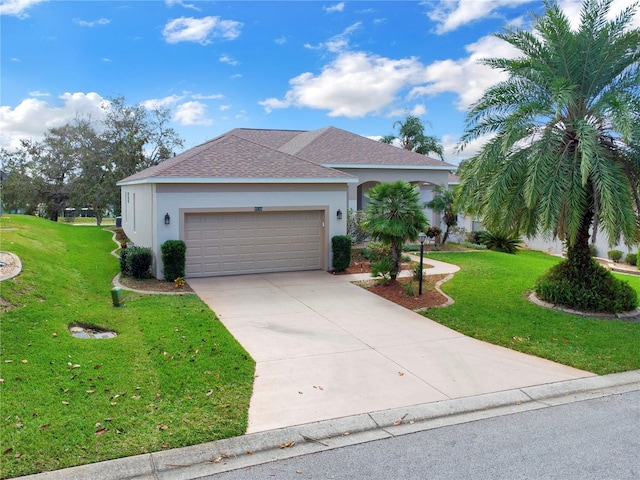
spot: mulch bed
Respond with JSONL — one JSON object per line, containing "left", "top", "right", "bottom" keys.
{"left": 118, "top": 275, "right": 194, "bottom": 293}
{"left": 362, "top": 276, "right": 449, "bottom": 310}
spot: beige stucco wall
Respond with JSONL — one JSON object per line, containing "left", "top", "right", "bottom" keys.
{"left": 128, "top": 182, "right": 349, "bottom": 279}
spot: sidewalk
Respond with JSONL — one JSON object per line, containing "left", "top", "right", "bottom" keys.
{"left": 19, "top": 370, "right": 640, "bottom": 480}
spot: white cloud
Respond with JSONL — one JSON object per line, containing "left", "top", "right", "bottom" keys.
{"left": 163, "top": 16, "right": 243, "bottom": 45}
{"left": 305, "top": 22, "right": 361, "bottom": 53}
{"left": 173, "top": 101, "right": 212, "bottom": 126}
{"left": 558, "top": 0, "right": 640, "bottom": 30}
{"left": 191, "top": 93, "right": 224, "bottom": 100}
{"left": 411, "top": 34, "right": 520, "bottom": 110}
{"left": 324, "top": 2, "right": 345, "bottom": 13}
{"left": 260, "top": 52, "right": 427, "bottom": 118}
{"left": 28, "top": 90, "right": 50, "bottom": 97}
{"left": 219, "top": 104, "right": 231, "bottom": 111}
{"left": 73, "top": 17, "right": 110, "bottom": 27}
{"left": 274, "top": 36, "right": 288, "bottom": 45}
{"left": 0, "top": 92, "right": 108, "bottom": 149}
{"left": 426, "top": 0, "right": 536, "bottom": 34}
{"left": 219, "top": 54, "right": 239, "bottom": 66}
{"left": 0, "top": 0, "right": 45, "bottom": 18}
{"left": 165, "top": 0, "right": 200, "bottom": 11}
{"left": 140, "top": 95, "right": 185, "bottom": 110}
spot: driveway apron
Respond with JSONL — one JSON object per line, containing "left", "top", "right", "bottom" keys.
{"left": 188, "top": 271, "right": 595, "bottom": 433}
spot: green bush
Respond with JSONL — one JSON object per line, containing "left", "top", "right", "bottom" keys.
{"left": 626, "top": 253, "right": 637, "bottom": 266}
{"left": 535, "top": 258, "right": 637, "bottom": 313}
{"left": 607, "top": 249, "right": 623, "bottom": 263}
{"left": 363, "top": 241, "right": 390, "bottom": 262}
{"left": 119, "top": 248, "right": 131, "bottom": 276}
{"left": 331, "top": 235, "right": 352, "bottom": 272}
{"left": 479, "top": 231, "right": 523, "bottom": 254}
{"left": 125, "top": 246, "right": 153, "bottom": 279}
{"left": 161, "top": 240, "right": 187, "bottom": 281}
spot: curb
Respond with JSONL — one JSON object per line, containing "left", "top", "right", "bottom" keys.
{"left": 19, "top": 370, "right": 640, "bottom": 480}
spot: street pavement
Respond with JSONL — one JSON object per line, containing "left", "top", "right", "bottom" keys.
{"left": 204, "top": 390, "right": 640, "bottom": 480}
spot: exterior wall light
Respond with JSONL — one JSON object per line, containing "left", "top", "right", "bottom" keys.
{"left": 337, "top": 209, "right": 343, "bottom": 220}
{"left": 164, "top": 213, "right": 170, "bottom": 225}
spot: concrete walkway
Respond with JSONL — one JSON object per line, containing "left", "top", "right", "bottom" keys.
{"left": 188, "top": 267, "right": 594, "bottom": 434}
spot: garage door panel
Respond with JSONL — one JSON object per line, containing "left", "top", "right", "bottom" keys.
{"left": 185, "top": 211, "right": 323, "bottom": 277}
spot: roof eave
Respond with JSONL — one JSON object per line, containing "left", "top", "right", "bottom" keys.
{"left": 117, "top": 176, "right": 358, "bottom": 186}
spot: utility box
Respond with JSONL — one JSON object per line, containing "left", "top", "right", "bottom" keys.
{"left": 111, "top": 287, "right": 124, "bottom": 307}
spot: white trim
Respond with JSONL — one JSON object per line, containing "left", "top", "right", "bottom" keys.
{"left": 117, "top": 176, "right": 358, "bottom": 186}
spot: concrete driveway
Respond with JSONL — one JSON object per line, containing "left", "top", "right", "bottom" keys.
{"left": 188, "top": 270, "right": 594, "bottom": 433}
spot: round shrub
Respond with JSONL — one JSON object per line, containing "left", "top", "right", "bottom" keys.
{"left": 535, "top": 258, "right": 637, "bottom": 313}
{"left": 607, "top": 249, "right": 623, "bottom": 263}
{"left": 125, "top": 246, "right": 153, "bottom": 279}
{"left": 626, "top": 253, "right": 637, "bottom": 266}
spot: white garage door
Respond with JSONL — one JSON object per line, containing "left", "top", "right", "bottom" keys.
{"left": 184, "top": 211, "right": 323, "bottom": 277}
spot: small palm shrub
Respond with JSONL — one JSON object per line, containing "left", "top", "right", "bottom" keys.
{"left": 371, "top": 256, "right": 394, "bottom": 284}
{"left": 626, "top": 253, "right": 637, "bottom": 266}
{"left": 479, "top": 231, "right": 523, "bottom": 254}
{"left": 535, "top": 258, "right": 637, "bottom": 313}
{"left": 607, "top": 250, "right": 623, "bottom": 263}
{"left": 331, "top": 235, "right": 352, "bottom": 272}
{"left": 403, "top": 280, "right": 417, "bottom": 297}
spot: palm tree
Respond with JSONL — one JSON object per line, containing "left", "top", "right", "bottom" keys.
{"left": 427, "top": 185, "right": 459, "bottom": 244}
{"left": 363, "top": 181, "right": 428, "bottom": 280}
{"left": 457, "top": 0, "right": 640, "bottom": 312}
{"left": 380, "top": 115, "right": 445, "bottom": 160}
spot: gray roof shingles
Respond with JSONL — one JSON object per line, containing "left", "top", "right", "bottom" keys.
{"left": 119, "top": 126, "right": 455, "bottom": 184}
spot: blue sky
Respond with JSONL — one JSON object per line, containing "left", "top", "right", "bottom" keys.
{"left": 1, "top": 0, "right": 637, "bottom": 164}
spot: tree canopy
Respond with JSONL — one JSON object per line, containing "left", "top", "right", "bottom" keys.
{"left": 380, "top": 115, "right": 445, "bottom": 160}
{"left": 0, "top": 96, "right": 184, "bottom": 223}
{"left": 457, "top": 0, "right": 639, "bottom": 312}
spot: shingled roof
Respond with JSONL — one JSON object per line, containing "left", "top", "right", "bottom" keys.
{"left": 118, "top": 126, "right": 454, "bottom": 185}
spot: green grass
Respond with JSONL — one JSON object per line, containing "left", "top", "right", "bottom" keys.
{"left": 424, "top": 250, "right": 640, "bottom": 375}
{"left": 0, "top": 215, "right": 255, "bottom": 478}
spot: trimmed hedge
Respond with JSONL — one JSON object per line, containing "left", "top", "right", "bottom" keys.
{"left": 125, "top": 246, "right": 153, "bottom": 279}
{"left": 331, "top": 235, "right": 352, "bottom": 272}
{"left": 161, "top": 240, "right": 187, "bottom": 281}
{"left": 535, "top": 258, "right": 637, "bottom": 313}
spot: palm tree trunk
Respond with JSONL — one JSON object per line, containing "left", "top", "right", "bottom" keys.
{"left": 390, "top": 242, "right": 401, "bottom": 280}
{"left": 565, "top": 210, "right": 594, "bottom": 273}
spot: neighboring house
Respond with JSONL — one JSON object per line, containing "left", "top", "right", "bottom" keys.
{"left": 117, "top": 127, "right": 455, "bottom": 279}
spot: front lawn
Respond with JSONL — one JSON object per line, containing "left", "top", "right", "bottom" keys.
{"left": 424, "top": 250, "right": 640, "bottom": 375}
{"left": 0, "top": 215, "right": 254, "bottom": 478}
